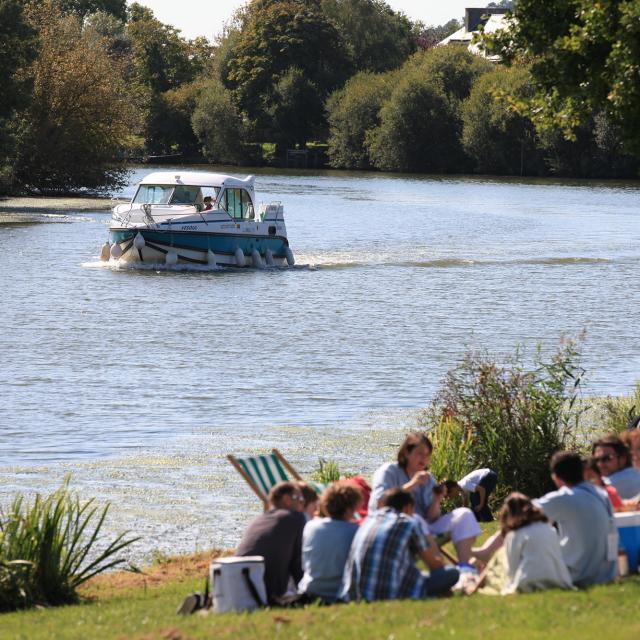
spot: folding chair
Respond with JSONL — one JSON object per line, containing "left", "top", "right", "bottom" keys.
{"left": 228, "top": 448, "right": 317, "bottom": 510}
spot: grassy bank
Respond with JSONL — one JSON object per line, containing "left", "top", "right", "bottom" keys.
{"left": 1, "top": 550, "right": 639, "bottom": 640}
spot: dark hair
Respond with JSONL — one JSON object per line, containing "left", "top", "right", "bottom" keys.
{"left": 321, "top": 484, "right": 362, "bottom": 519}
{"left": 268, "top": 481, "right": 296, "bottom": 507}
{"left": 584, "top": 457, "right": 602, "bottom": 477}
{"left": 550, "top": 451, "right": 584, "bottom": 485}
{"left": 499, "top": 492, "right": 548, "bottom": 536}
{"left": 382, "top": 487, "right": 415, "bottom": 512}
{"left": 443, "top": 480, "right": 460, "bottom": 493}
{"left": 592, "top": 435, "right": 631, "bottom": 468}
{"left": 397, "top": 432, "right": 432, "bottom": 468}
{"left": 295, "top": 481, "right": 319, "bottom": 507}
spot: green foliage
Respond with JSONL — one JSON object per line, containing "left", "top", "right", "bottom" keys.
{"left": 0, "top": 478, "right": 138, "bottom": 612}
{"left": 312, "top": 459, "right": 342, "bottom": 484}
{"left": 326, "top": 71, "right": 394, "bottom": 169}
{"left": 192, "top": 80, "right": 251, "bottom": 165}
{"left": 365, "top": 73, "right": 463, "bottom": 173}
{"left": 12, "top": 1, "right": 142, "bottom": 193}
{"left": 223, "top": 0, "right": 351, "bottom": 136}
{"left": 482, "top": 0, "right": 640, "bottom": 157}
{"left": 461, "top": 64, "right": 546, "bottom": 175}
{"left": 426, "top": 417, "right": 474, "bottom": 485}
{"left": 269, "top": 67, "right": 324, "bottom": 148}
{"left": 420, "top": 340, "right": 585, "bottom": 501}
{"left": 589, "top": 382, "right": 640, "bottom": 436}
{"left": 415, "top": 19, "right": 461, "bottom": 50}
{"left": 320, "top": 0, "right": 416, "bottom": 72}
{"left": 58, "top": 0, "right": 127, "bottom": 21}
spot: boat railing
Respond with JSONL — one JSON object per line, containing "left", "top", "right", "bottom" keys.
{"left": 259, "top": 202, "right": 284, "bottom": 221}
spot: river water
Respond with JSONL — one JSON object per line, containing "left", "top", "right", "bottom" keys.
{"left": 1, "top": 167, "right": 639, "bottom": 559}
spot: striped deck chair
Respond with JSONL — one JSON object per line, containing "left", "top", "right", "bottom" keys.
{"left": 228, "top": 449, "right": 306, "bottom": 510}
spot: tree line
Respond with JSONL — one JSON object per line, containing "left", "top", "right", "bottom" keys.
{"left": 1, "top": 0, "right": 638, "bottom": 194}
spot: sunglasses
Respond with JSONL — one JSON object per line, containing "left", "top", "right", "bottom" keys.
{"left": 593, "top": 454, "right": 618, "bottom": 464}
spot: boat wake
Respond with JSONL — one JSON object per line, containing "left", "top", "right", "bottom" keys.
{"left": 82, "top": 260, "right": 313, "bottom": 272}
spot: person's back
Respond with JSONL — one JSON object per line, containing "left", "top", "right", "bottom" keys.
{"left": 341, "top": 507, "right": 426, "bottom": 602}
{"left": 299, "top": 483, "right": 362, "bottom": 603}
{"left": 235, "top": 483, "right": 306, "bottom": 603}
{"left": 299, "top": 517, "right": 359, "bottom": 601}
{"left": 504, "top": 521, "right": 573, "bottom": 593}
{"left": 535, "top": 452, "right": 616, "bottom": 587}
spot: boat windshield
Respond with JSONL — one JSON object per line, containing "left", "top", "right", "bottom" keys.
{"left": 133, "top": 185, "right": 173, "bottom": 204}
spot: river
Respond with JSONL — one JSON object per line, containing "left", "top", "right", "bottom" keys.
{"left": 1, "top": 167, "right": 639, "bottom": 558}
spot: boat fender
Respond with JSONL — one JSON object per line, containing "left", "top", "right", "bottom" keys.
{"left": 100, "top": 242, "right": 111, "bottom": 261}
{"left": 265, "top": 249, "right": 275, "bottom": 267}
{"left": 110, "top": 242, "right": 123, "bottom": 259}
{"left": 251, "top": 249, "right": 264, "bottom": 269}
{"left": 133, "top": 232, "right": 145, "bottom": 250}
{"left": 207, "top": 250, "right": 217, "bottom": 267}
{"left": 235, "top": 247, "right": 246, "bottom": 267}
{"left": 285, "top": 247, "right": 295, "bottom": 266}
{"left": 166, "top": 250, "right": 178, "bottom": 266}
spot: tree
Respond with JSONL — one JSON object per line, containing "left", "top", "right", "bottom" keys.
{"left": 365, "top": 72, "right": 463, "bottom": 173}
{"left": 482, "top": 0, "right": 640, "bottom": 156}
{"left": 223, "top": 0, "right": 351, "bottom": 138}
{"left": 126, "top": 3, "right": 211, "bottom": 154}
{"left": 0, "top": 0, "right": 38, "bottom": 191}
{"left": 461, "top": 65, "right": 546, "bottom": 176}
{"left": 13, "top": 1, "right": 143, "bottom": 192}
{"left": 416, "top": 19, "right": 461, "bottom": 50}
{"left": 192, "top": 80, "right": 249, "bottom": 165}
{"left": 320, "top": 0, "right": 415, "bottom": 72}
{"left": 57, "top": 0, "right": 127, "bottom": 20}
{"left": 326, "top": 71, "right": 395, "bottom": 168}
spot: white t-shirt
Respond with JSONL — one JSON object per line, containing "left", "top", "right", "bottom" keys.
{"left": 458, "top": 468, "right": 491, "bottom": 492}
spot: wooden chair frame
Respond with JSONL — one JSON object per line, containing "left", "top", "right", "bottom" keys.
{"left": 227, "top": 448, "right": 303, "bottom": 511}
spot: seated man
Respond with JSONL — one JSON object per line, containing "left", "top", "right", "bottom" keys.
{"left": 534, "top": 451, "right": 616, "bottom": 588}
{"left": 445, "top": 468, "right": 498, "bottom": 522}
{"left": 298, "top": 483, "right": 362, "bottom": 603}
{"left": 592, "top": 435, "right": 640, "bottom": 499}
{"left": 235, "top": 481, "right": 306, "bottom": 604}
{"left": 340, "top": 488, "right": 459, "bottom": 602}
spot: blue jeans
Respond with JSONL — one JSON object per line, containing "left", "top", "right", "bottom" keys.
{"left": 421, "top": 566, "right": 459, "bottom": 597}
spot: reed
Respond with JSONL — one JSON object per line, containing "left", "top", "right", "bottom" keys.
{"left": 0, "top": 478, "right": 139, "bottom": 611}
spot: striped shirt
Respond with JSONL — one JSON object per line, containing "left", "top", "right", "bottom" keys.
{"left": 340, "top": 508, "right": 427, "bottom": 602}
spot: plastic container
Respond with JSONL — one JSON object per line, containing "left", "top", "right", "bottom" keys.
{"left": 615, "top": 512, "right": 640, "bottom": 573}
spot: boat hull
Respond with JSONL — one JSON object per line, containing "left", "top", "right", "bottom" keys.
{"left": 109, "top": 227, "right": 291, "bottom": 267}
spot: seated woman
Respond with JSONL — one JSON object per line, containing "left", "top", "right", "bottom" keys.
{"left": 368, "top": 432, "right": 480, "bottom": 564}
{"left": 298, "top": 483, "right": 362, "bottom": 604}
{"left": 499, "top": 492, "right": 573, "bottom": 594}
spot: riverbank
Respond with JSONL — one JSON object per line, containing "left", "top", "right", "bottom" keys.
{"left": 0, "top": 195, "right": 124, "bottom": 223}
{"left": 1, "top": 549, "right": 639, "bottom": 640}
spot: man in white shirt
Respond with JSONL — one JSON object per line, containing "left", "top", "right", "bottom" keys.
{"left": 445, "top": 468, "right": 497, "bottom": 522}
{"left": 534, "top": 451, "right": 616, "bottom": 588}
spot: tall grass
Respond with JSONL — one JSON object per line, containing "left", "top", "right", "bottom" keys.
{"left": 419, "top": 340, "right": 585, "bottom": 505}
{"left": 0, "top": 479, "right": 139, "bottom": 611}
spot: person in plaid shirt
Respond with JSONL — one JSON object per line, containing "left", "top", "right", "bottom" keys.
{"left": 340, "top": 488, "right": 459, "bottom": 602}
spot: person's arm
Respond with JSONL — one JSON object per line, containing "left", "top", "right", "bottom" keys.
{"left": 418, "top": 544, "right": 446, "bottom": 572}
{"left": 426, "top": 483, "right": 445, "bottom": 523}
{"left": 289, "top": 515, "right": 304, "bottom": 584}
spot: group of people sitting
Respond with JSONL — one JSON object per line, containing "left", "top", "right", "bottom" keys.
{"left": 234, "top": 430, "right": 640, "bottom": 604}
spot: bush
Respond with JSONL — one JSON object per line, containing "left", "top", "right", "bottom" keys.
{"left": 0, "top": 479, "right": 138, "bottom": 611}
{"left": 419, "top": 340, "right": 585, "bottom": 504}
{"left": 589, "top": 381, "right": 640, "bottom": 435}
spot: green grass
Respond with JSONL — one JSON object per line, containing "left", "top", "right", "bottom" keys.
{"left": 1, "top": 566, "right": 639, "bottom": 639}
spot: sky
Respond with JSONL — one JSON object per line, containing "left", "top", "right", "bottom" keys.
{"left": 132, "top": 1, "right": 481, "bottom": 41}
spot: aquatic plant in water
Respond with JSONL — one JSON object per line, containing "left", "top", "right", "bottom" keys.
{"left": 0, "top": 477, "right": 139, "bottom": 611}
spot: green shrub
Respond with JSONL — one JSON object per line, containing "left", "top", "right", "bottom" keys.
{"left": 419, "top": 340, "right": 585, "bottom": 504}
{"left": 0, "top": 479, "right": 138, "bottom": 611}
{"left": 312, "top": 459, "right": 342, "bottom": 484}
{"left": 588, "top": 382, "right": 640, "bottom": 435}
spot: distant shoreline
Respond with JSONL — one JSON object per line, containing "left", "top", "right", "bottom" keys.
{"left": 0, "top": 195, "right": 126, "bottom": 223}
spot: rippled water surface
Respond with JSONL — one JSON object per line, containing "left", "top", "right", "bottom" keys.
{"left": 2, "top": 168, "right": 639, "bottom": 558}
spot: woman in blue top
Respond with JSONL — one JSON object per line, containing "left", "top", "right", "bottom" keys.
{"left": 368, "top": 432, "right": 481, "bottom": 564}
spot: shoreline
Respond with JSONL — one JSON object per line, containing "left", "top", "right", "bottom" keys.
{"left": 0, "top": 195, "right": 125, "bottom": 222}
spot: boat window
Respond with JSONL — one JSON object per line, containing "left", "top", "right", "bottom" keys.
{"left": 170, "top": 185, "right": 201, "bottom": 204}
{"left": 133, "top": 185, "right": 173, "bottom": 204}
{"left": 222, "top": 188, "right": 253, "bottom": 219}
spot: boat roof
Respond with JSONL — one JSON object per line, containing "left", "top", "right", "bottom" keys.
{"left": 139, "top": 171, "right": 255, "bottom": 189}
